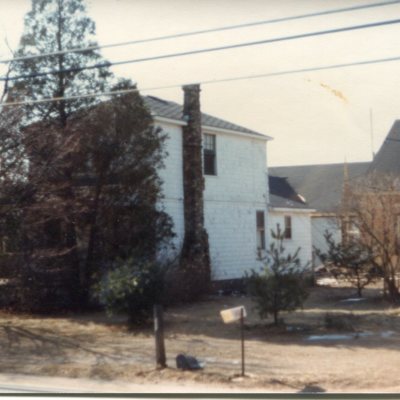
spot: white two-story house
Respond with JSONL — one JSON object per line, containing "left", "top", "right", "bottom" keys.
{"left": 144, "top": 92, "right": 271, "bottom": 284}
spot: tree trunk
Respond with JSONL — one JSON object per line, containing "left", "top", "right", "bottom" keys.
{"left": 273, "top": 309, "right": 279, "bottom": 326}
{"left": 81, "top": 176, "right": 104, "bottom": 305}
{"left": 385, "top": 278, "right": 400, "bottom": 303}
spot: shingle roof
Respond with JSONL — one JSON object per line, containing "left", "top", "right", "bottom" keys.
{"left": 268, "top": 175, "right": 305, "bottom": 204}
{"left": 269, "top": 194, "right": 312, "bottom": 210}
{"left": 268, "top": 175, "right": 312, "bottom": 210}
{"left": 269, "top": 162, "right": 370, "bottom": 213}
{"left": 368, "top": 120, "right": 400, "bottom": 175}
{"left": 143, "top": 95, "right": 269, "bottom": 139}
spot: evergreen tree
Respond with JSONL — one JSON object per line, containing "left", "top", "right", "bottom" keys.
{"left": 247, "top": 226, "right": 310, "bottom": 326}
{"left": 1, "top": 0, "right": 173, "bottom": 311}
{"left": 6, "top": 0, "right": 115, "bottom": 309}
{"left": 10, "top": 0, "right": 114, "bottom": 125}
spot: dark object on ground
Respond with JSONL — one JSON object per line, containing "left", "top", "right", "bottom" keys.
{"left": 176, "top": 354, "right": 202, "bottom": 370}
{"left": 298, "top": 384, "right": 326, "bottom": 393}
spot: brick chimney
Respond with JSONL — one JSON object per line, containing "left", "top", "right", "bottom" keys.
{"left": 180, "top": 84, "right": 211, "bottom": 298}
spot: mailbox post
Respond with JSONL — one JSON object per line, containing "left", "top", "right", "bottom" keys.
{"left": 154, "top": 304, "right": 167, "bottom": 369}
{"left": 240, "top": 307, "right": 245, "bottom": 377}
{"left": 220, "top": 306, "right": 246, "bottom": 377}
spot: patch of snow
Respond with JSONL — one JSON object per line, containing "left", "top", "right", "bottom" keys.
{"left": 381, "top": 331, "right": 395, "bottom": 338}
{"left": 307, "top": 331, "right": 393, "bottom": 341}
{"left": 307, "top": 334, "right": 354, "bottom": 341}
{"left": 354, "top": 332, "right": 373, "bottom": 338}
{"left": 317, "top": 277, "right": 338, "bottom": 286}
{"left": 340, "top": 298, "right": 367, "bottom": 303}
{"left": 286, "top": 325, "right": 306, "bottom": 332}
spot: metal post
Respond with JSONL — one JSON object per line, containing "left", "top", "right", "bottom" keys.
{"left": 154, "top": 304, "right": 167, "bottom": 369}
{"left": 240, "top": 307, "right": 245, "bottom": 377}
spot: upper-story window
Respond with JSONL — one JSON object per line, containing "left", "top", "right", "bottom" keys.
{"left": 284, "top": 215, "right": 292, "bottom": 239}
{"left": 203, "top": 134, "right": 216, "bottom": 175}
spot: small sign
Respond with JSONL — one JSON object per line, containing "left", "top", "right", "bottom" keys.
{"left": 220, "top": 306, "right": 247, "bottom": 324}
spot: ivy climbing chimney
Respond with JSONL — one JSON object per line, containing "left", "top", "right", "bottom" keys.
{"left": 179, "top": 84, "right": 211, "bottom": 299}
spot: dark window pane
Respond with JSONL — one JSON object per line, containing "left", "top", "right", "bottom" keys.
{"left": 203, "top": 134, "right": 216, "bottom": 175}
{"left": 204, "top": 151, "right": 216, "bottom": 175}
{"left": 256, "top": 211, "right": 266, "bottom": 250}
{"left": 257, "top": 211, "right": 265, "bottom": 228}
{"left": 284, "top": 215, "right": 292, "bottom": 239}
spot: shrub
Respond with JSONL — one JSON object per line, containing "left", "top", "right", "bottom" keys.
{"left": 315, "top": 232, "right": 379, "bottom": 297}
{"left": 95, "top": 258, "right": 166, "bottom": 324}
{"left": 247, "top": 226, "right": 309, "bottom": 325}
{"left": 324, "top": 313, "right": 355, "bottom": 331}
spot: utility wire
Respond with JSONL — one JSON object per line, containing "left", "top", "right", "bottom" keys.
{"left": 1, "top": 54, "right": 400, "bottom": 107}
{"left": 1, "top": 0, "right": 399, "bottom": 65}
{"left": 2, "top": 18, "right": 400, "bottom": 82}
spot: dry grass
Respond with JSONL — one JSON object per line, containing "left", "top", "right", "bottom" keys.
{"left": 0, "top": 281, "right": 400, "bottom": 393}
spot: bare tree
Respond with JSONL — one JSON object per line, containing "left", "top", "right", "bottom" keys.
{"left": 342, "top": 172, "right": 400, "bottom": 302}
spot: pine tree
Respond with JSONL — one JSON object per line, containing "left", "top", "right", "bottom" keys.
{"left": 2, "top": 0, "right": 173, "bottom": 311}
{"left": 6, "top": 0, "right": 116, "bottom": 309}
{"left": 10, "top": 0, "right": 114, "bottom": 125}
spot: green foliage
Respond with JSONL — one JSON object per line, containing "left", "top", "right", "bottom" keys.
{"left": 315, "top": 232, "right": 378, "bottom": 297}
{"left": 1, "top": 0, "right": 174, "bottom": 312}
{"left": 10, "top": 0, "right": 115, "bottom": 124}
{"left": 96, "top": 258, "right": 166, "bottom": 324}
{"left": 246, "top": 226, "right": 309, "bottom": 325}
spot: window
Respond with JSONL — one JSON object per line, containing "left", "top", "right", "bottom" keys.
{"left": 347, "top": 220, "right": 360, "bottom": 242}
{"left": 203, "top": 134, "right": 216, "bottom": 175}
{"left": 342, "top": 217, "right": 360, "bottom": 244}
{"left": 284, "top": 215, "right": 292, "bottom": 239}
{"left": 256, "top": 211, "right": 266, "bottom": 251}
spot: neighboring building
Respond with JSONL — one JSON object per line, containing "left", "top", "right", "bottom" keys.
{"left": 367, "top": 120, "right": 400, "bottom": 175}
{"left": 269, "top": 119, "right": 400, "bottom": 266}
{"left": 268, "top": 175, "right": 315, "bottom": 267}
{"left": 144, "top": 93, "right": 272, "bottom": 282}
{"left": 269, "top": 163, "right": 369, "bottom": 265}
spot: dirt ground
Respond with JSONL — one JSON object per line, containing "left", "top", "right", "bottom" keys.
{"left": 1, "top": 281, "right": 400, "bottom": 393}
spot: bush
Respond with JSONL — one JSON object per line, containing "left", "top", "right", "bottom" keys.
{"left": 324, "top": 313, "right": 355, "bottom": 331}
{"left": 247, "top": 227, "right": 309, "bottom": 325}
{"left": 95, "top": 258, "right": 166, "bottom": 324}
{"left": 315, "top": 232, "right": 378, "bottom": 297}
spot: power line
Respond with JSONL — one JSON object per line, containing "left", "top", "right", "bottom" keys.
{"left": 1, "top": 0, "right": 399, "bottom": 65}
{"left": 1, "top": 54, "right": 400, "bottom": 107}
{"left": 2, "top": 18, "right": 400, "bottom": 83}
{"left": 199, "top": 55, "right": 400, "bottom": 85}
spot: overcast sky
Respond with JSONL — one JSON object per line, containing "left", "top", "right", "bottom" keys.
{"left": 1, "top": 0, "right": 400, "bottom": 166}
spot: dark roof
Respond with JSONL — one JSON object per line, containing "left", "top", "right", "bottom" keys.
{"left": 269, "top": 162, "right": 370, "bottom": 213}
{"left": 268, "top": 175, "right": 311, "bottom": 210}
{"left": 268, "top": 175, "right": 305, "bottom": 204}
{"left": 269, "top": 194, "right": 312, "bottom": 210}
{"left": 143, "top": 96, "right": 268, "bottom": 139}
{"left": 368, "top": 120, "right": 400, "bottom": 175}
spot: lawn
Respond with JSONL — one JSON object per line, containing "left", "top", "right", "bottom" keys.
{"left": 0, "top": 281, "right": 399, "bottom": 393}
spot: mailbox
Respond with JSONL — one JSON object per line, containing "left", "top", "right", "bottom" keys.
{"left": 220, "top": 306, "right": 247, "bottom": 324}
